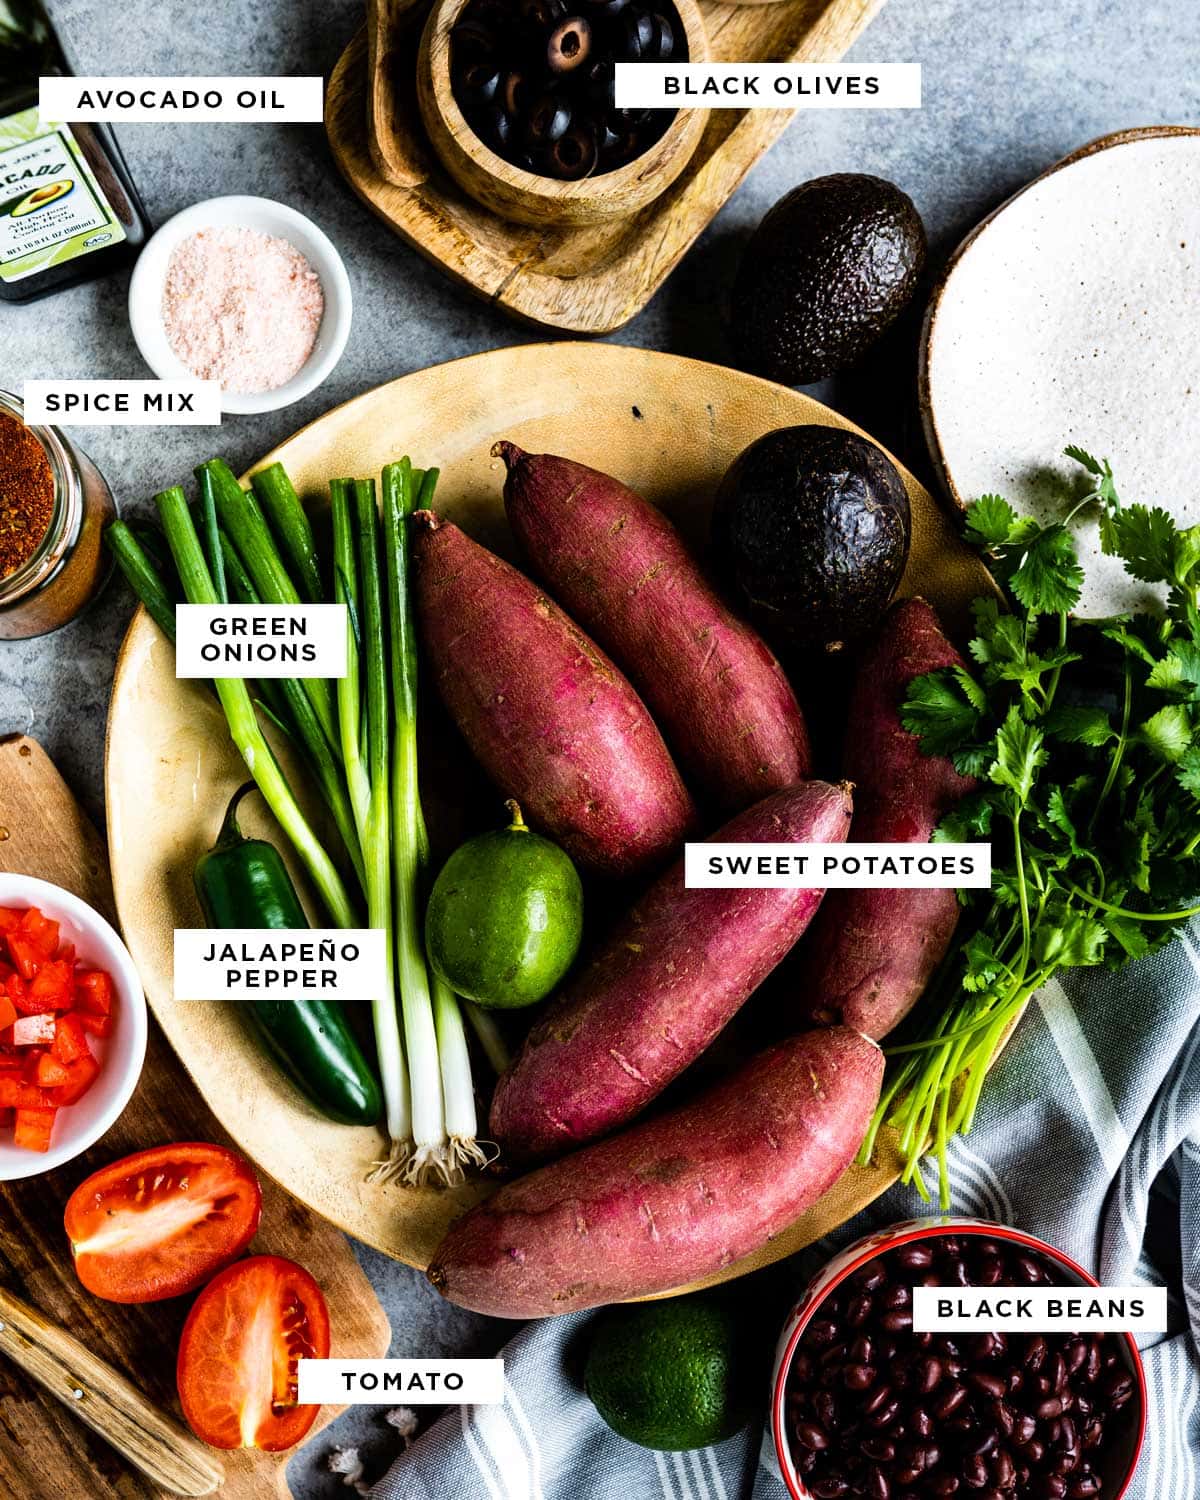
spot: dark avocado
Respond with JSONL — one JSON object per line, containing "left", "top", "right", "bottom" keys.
{"left": 711, "top": 425, "right": 911, "bottom": 653}
{"left": 731, "top": 174, "right": 926, "bottom": 385}
{"left": 9, "top": 179, "right": 74, "bottom": 216}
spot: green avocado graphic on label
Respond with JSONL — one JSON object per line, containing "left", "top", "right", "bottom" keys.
{"left": 6, "top": 178, "right": 75, "bottom": 217}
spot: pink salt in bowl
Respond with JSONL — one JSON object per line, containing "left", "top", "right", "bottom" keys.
{"left": 128, "top": 195, "right": 352, "bottom": 417}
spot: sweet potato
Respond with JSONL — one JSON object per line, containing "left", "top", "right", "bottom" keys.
{"left": 413, "top": 512, "right": 696, "bottom": 880}
{"left": 490, "top": 780, "right": 853, "bottom": 1160}
{"left": 497, "top": 444, "right": 811, "bottom": 812}
{"left": 428, "top": 1025, "right": 883, "bottom": 1318}
{"left": 795, "top": 598, "right": 977, "bottom": 1038}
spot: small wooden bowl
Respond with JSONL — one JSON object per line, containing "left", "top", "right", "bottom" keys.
{"left": 416, "top": 0, "right": 710, "bottom": 227}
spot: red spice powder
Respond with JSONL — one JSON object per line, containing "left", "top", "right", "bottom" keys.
{"left": 0, "top": 412, "right": 55, "bottom": 581}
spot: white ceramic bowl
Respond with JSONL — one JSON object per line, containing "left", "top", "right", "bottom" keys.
{"left": 128, "top": 194, "right": 353, "bottom": 417}
{"left": 0, "top": 875, "right": 147, "bottom": 1181}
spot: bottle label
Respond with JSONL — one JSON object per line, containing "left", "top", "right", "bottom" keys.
{"left": 0, "top": 106, "right": 126, "bottom": 283}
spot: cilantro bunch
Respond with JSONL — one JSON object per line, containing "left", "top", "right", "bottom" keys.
{"left": 859, "top": 450, "right": 1200, "bottom": 1208}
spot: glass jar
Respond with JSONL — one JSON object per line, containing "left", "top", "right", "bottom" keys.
{"left": 0, "top": 390, "right": 117, "bottom": 639}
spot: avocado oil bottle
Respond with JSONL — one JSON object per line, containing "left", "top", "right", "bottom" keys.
{"left": 0, "top": 0, "right": 148, "bottom": 301}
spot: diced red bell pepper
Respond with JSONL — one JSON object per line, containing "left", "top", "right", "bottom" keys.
{"left": 75, "top": 969, "right": 114, "bottom": 1017}
{"left": 0, "top": 1107, "right": 12, "bottom": 1127}
{"left": 19, "top": 906, "right": 59, "bottom": 959}
{"left": 0, "top": 1077, "right": 51, "bottom": 1109}
{"left": 12, "top": 1014, "right": 57, "bottom": 1046}
{"left": 6, "top": 935, "right": 41, "bottom": 981}
{"left": 52, "top": 1013, "right": 88, "bottom": 1064}
{"left": 0, "top": 996, "right": 16, "bottom": 1033}
{"left": 13, "top": 1106, "right": 55, "bottom": 1152}
{"left": 29, "top": 959, "right": 74, "bottom": 1011}
{"left": 0, "top": 907, "right": 22, "bottom": 934}
{"left": 32, "top": 1052, "right": 70, "bottom": 1087}
{"left": 77, "top": 1010, "right": 113, "bottom": 1039}
{"left": 54, "top": 1050, "right": 99, "bottom": 1105}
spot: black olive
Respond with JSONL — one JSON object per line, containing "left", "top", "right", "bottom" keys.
{"left": 456, "top": 59, "right": 503, "bottom": 104}
{"left": 617, "top": 7, "right": 655, "bottom": 60}
{"left": 450, "top": 17, "right": 497, "bottom": 55}
{"left": 580, "top": 0, "right": 630, "bottom": 15}
{"left": 502, "top": 69, "right": 530, "bottom": 116}
{"left": 546, "top": 15, "right": 592, "bottom": 72}
{"left": 525, "top": 91, "right": 572, "bottom": 144}
{"left": 544, "top": 122, "right": 598, "bottom": 178}
{"left": 518, "top": 0, "right": 566, "bottom": 24}
{"left": 581, "top": 57, "right": 615, "bottom": 111}
{"left": 614, "top": 104, "right": 651, "bottom": 126}
{"left": 474, "top": 101, "right": 514, "bottom": 149}
{"left": 648, "top": 12, "right": 675, "bottom": 59}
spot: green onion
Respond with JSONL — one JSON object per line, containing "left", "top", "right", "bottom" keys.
{"left": 384, "top": 460, "right": 485, "bottom": 1180}
{"left": 461, "top": 1001, "right": 511, "bottom": 1076}
{"left": 199, "top": 459, "right": 339, "bottom": 755}
{"left": 104, "top": 521, "right": 178, "bottom": 641}
{"left": 155, "top": 485, "right": 357, "bottom": 931}
{"left": 252, "top": 462, "right": 324, "bottom": 605}
{"left": 332, "top": 479, "right": 413, "bottom": 1178}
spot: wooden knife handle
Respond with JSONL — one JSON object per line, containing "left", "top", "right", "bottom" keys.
{"left": 0, "top": 1287, "right": 225, "bottom": 1496}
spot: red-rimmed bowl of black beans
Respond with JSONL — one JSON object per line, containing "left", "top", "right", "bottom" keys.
{"left": 770, "top": 1220, "right": 1146, "bottom": 1500}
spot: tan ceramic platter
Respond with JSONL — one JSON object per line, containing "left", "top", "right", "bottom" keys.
{"left": 106, "top": 343, "right": 994, "bottom": 1286}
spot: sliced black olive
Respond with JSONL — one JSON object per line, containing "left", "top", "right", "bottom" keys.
{"left": 649, "top": 12, "right": 676, "bottom": 60}
{"left": 518, "top": 0, "right": 566, "bottom": 24}
{"left": 502, "top": 69, "right": 530, "bottom": 116}
{"left": 456, "top": 59, "right": 503, "bottom": 104}
{"left": 544, "top": 122, "right": 598, "bottom": 179}
{"left": 525, "top": 91, "right": 572, "bottom": 144}
{"left": 546, "top": 15, "right": 592, "bottom": 72}
{"left": 617, "top": 7, "right": 655, "bottom": 60}
{"left": 581, "top": 57, "right": 615, "bottom": 111}
{"left": 450, "top": 17, "right": 497, "bottom": 55}
{"left": 580, "top": 0, "right": 630, "bottom": 16}
{"left": 614, "top": 104, "right": 651, "bottom": 127}
{"left": 473, "top": 101, "right": 515, "bottom": 149}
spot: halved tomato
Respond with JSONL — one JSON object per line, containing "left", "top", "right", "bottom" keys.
{"left": 177, "top": 1255, "right": 330, "bottom": 1452}
{"left": 64, "top": 1143, "right": 262, "bottom": 1304}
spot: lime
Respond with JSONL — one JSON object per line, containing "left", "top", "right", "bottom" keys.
{"left": 583, "top": 1293, "right": 756, "bottom": 1451}
{"left": 425, "top": 801, "right": 583, "bottom": 1009}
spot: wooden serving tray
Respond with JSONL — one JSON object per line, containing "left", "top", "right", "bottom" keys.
{"left": 0, "top": 736, "right": 391, "bottom": 1500}
{"left": 325, "top": 0, "right": 888, "bottom": 334}
{"left": 105, "top": 344, "right": 996, "bottom": 1286}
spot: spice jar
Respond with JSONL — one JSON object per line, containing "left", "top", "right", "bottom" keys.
{"left": 0, "top": 391, "right": 117, "bottom": 639}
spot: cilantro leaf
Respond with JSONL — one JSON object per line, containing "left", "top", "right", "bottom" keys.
{"left": 1137, "top": 704, "right": 1194, "bottom": 764}
{"left": 1105, "top": 503, "right": 1179, "bottom": 583}
{"left": 901, "top": 670, "right": 980, "bottom": 757}
{"left": 989, "top": 706, "right": 1047, "bottom": 806}
{"left": 1177, "top": 745, "right": 1200, "bottom": 799}
{"left": 1008, "top": 526, "right": 1084, "bottom": 615}
{"left": 1045, "top": 705, "right": 1115, "bottom": 746}
{"left": 1033, "top": 910, "right": 1107, "bottom": 968}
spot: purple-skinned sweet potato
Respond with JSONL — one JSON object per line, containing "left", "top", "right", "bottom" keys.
{"left": 496, "top": 443, "right": 812, "bottom": 812}
{"left": 412, "top": 512, "right": 696, "bottom": 880}
{"left": 428, "top": 1025, "right": 883, "bottom": 1318}
{"left": 490, "top": 780, "right": 853, "bottom": 1160}
{"left": 795, "top": 597, "right": 978, "bottom": 1039}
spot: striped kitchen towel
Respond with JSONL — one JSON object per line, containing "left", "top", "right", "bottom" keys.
{"left": 370, "top": 924, "right": 1200, "bottom": 1500}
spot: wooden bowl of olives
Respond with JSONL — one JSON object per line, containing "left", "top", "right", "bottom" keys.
{"left": 417, "top": 0, "right": 710, "bottom": 227}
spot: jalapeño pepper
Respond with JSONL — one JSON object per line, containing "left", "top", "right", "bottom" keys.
{"left": 194, "top": 784, "right": 381, "bottom": 1126}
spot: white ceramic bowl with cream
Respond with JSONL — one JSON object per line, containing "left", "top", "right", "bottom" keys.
{"left": 128, "top": 195, "right": 353, "bottom": 418}
{"left": 0, "top": 875, "right": 147, "bottom": 1180}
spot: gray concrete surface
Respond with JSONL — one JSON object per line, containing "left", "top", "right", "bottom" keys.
{"left": 2, "top": 0, "right": 1197, "bottom": 1492}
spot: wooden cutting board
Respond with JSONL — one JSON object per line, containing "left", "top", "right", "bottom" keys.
{"left": 0, "top": 735, "right": 392, "bottom": 1500}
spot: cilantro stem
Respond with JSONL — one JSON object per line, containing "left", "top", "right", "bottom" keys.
{"left": 1090, "top": 663, "right": 1131, "bottom": 831}
{"left": 1063, "top": 882, "right": 1200, "bottom": 922}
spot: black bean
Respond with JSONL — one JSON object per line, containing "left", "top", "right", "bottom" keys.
{"left": 1067, "top": 1476, "right": 1100, "bottom": 1498}
{"left": 917, "top": 1356, "right": 943, "bottom": 1393}
{"left": 910, "top": 1408, "right": 933, "bottom": 1438}
{"left": 866, "top": 1467, "right": 891, "bottom": 1500}
{"left": 851, "top": 1336, "right": 873, "bottom": 1364}
{"left": 806, "top": 1317, "right": 838, "bottom": 1347}
{"left": 847, "top": 1293, "right": 873, "bottom": 1327}
{"left": 868, "top": 1398, "right": 901, "bottom": 1429}
{"left": 881, "top": 1309, "right": 914, "bottom": 1333}
{"left": 928, "top": 1477, "right": 960, "bottom": 1496}
{"left": 961, "top": 1455, "right": 989, "bottom": 1489}
{"left": 933, "top": 1383, "right": 968, "bottom": 1419}
{"left": 861, "top": 1437, "right": 896, "bottom": 1462}
{"left": 1036, "top": 1396, "right": 1064, "bottom": 1420}
{"left": 794, "top": 1420, "right": 829, "bottom": 1451}
{"left": 1013, "top": 1412, "right": 1037, "bottom": 1444}
{"left": 895, "top": 1242, "right": 934, "bottom": 1270}
{"left": 1013, "top": 1253, "right": 1045, "bottom": 1284}
{"left": 992, "top": 1447, "right": 1015, "bottom": 1487}
{"left": 964, "top": 1429, "right": 997, "bottom": 1457}
{"left": 1100, "top": 1367, "right": 1133, "bottom": 1402}
{"left": 968, "top": 1371, "right": 1007, "bottom": 1400}
{"left": 844, "top": 1364, "right": 877, "bottom": 1391}
{"left": 883, "top": 1282, "right": 911, "bottom": 1310}
{"left": 1025, "top": 1335, "right": 1048, "bottom": 1371}
{"left": 812, "top": 1479, "right": 850, "bottom": 1499}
